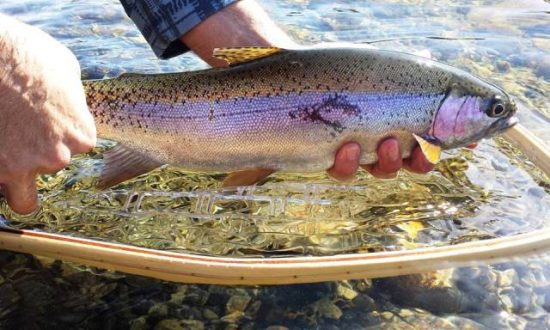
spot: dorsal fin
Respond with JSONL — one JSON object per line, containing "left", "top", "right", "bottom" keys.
{"left": 412, "top": 134, "right": 442, "bottom": 164}
{"left": 212, "top": 47, "right": 283, "bottom": 66}
{"left": 97, "top": 145, "right": 164, "bottom": 190}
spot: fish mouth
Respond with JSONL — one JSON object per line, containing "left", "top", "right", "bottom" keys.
{"left": 486, "top": 116, "right": 519, "bottom": 138}
{"left": 495, "top": 115, "right": 518, "bottom": 131}
{"left": 444, "top": 115, "right": 519, "bottom": 149}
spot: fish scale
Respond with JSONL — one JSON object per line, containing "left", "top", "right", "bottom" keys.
{"left": 84, "top": 47, "right": 517, "bottom": 188}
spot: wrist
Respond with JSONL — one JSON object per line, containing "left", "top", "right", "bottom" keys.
{"left": 180, "top": 0, "right": 296, "bottom": 67}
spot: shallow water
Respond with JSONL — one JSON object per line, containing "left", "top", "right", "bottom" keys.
{"left": 0, "top": 0, "right": 549, "bottom": 329}
{"left": 1, "top": 141, "right": 547, "bottom": 258}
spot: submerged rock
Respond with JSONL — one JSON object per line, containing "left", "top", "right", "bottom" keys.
{"left": 336, "top": 282, "right": 359, "bottom": 300}
{"left": 375, "top": 271, "right": 468, "bottom": 314}
{"left": 314, "top": 298, "right": 343, "bottom": 320}
{"left": 226, "top": 294, "right": 251, "bottom": 314}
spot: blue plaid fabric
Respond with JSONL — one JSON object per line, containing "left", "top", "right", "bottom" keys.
{"left": 120, "top": 0, "right": 237, "bottom": 59}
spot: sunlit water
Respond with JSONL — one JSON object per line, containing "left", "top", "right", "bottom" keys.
{"left": 0, "top": 0, "right": 549, "bottom": 329}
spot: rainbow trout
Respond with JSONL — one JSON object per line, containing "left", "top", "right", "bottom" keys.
{"left": 84, "top": 47, "right": 518, "bottom": 188}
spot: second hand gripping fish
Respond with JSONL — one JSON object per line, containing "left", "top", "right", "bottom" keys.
{"left": 84, "top": 47, "right": 518, "bottom": 188}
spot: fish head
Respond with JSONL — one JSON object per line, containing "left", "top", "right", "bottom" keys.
{"left": 428, "top": 78, "right": 518, "bottom": 149}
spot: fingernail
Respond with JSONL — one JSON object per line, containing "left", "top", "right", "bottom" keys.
{"left": 388, "top": 142, "right": 400, "bottom": 163}
{"left": 346, "top": 144, "right": 360, "bottom": 162}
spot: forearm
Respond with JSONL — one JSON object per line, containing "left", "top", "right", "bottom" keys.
{"left": 120, "top": 0, "right": 295, "bottom": 65}
{"left": 180, "top": 0, "right": 296, "bottom": 67}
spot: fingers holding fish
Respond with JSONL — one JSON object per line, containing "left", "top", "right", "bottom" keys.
{"left": 331, "top": 138, "right": 431, "bottom": 181}
{"left": 361, "top": 138, "right": 403, "bottom": 179}
{"left": 403, "top": 146, "right": 435, "bottom": 174}
{"left": 327, "top": 142, "right": 361, "bottom": 181}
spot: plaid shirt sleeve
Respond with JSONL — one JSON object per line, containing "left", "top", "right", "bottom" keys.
{"left": 120, "top": 0, "right": 238, "bottom": 59}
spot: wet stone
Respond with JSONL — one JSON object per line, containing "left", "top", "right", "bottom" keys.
{"left": 129, "top": 316, "right": 148, "bottom": 330}
{"left": 168, "top": 304, "right": 194, "bottom": 319}
{"left": 499, "top": 289, "right": 516, "bottom": 313}
{"left": 202, "top": 308, "right": 219, "bottom": 320}
{"left": 354, "top": 279, "right": 373, "bottom": 292}
{"left": 226, "top": 294, "right": 251, "bottom": 314}
{"left": 181, "top": 286, "right": 209, "bottom": 306}
{"left": 245, "top": 300, "right": 262, "bottom": 318}
{"left": 518, "top": 266, "right": 545, "bottom": 288}
{"left": 148, "top": 303, "right": 169, "bottom": 317}
{"left": 314, "top": 298, "right": 343, "bottom": 320}
{"left": 380, "top": 311, "right": 394, "bottom": 321}
{"left": 398, "top": 309, "right": 415, "bottom": 318}
{"left": 154, "top": 319, "right": 184, "bottom": 330}
{"left": 169, "top": 286, "right": 188, "bottom": 305}
{"left": 445, "top": 315, "right": 485, "bottom": 329}
{"left": 383, "top": 310, "right": 460, "bottom": 330}
{"left": 336, "top": 282, "right": 358, "bottom": 300}
{"left": 353, "top": 294, "right": 376, "bottom": 311}
{"left": 491, "top": 157, "right": 510, "bottom": 172}
{"left": 264, "top": 326, "right": 289, "bottom": 330}
{"left": 507, "top": 286, "right": 535, "bottom": 314}
{"left": 375, "top": 274, "right": 466, "bottom": 314}
{"left": 221, "top": 311, "right": 245, "bottom": 323}
{"left": 497, "top": 269, "right": 519, "bottom": 288}
{"left": 463, "top": 311, "right": 528, "bottom": 329}
{"left": 496, "top": 60, "right": 511, "bottom": 72}
{"left": 180, "top": 320, "right": 205, "bottom": 330}
{"left": 224, "top": 323, "right": 239, "bottom": 330}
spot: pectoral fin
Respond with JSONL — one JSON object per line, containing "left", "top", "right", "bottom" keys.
{"left": 412, "top": 134, "right": 442, "bottom": 164}
{"left": 222, "top": 168, "right": 275, "bottom": 187}
{"left": 97, "top": 145, "right": 164, "bottom": 190}
{"left": 213, "top": 47, "right": 283, "bottom": 66}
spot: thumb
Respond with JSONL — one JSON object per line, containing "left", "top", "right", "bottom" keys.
{"left": 2, "top": 175, "right": 38, "bottom": 215}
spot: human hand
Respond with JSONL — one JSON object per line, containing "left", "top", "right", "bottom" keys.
{"left": 180, "top": 0, "right": 297, "bottom": 67}
{"left": 0, "top": 15, "right": 96, "bottom": 214}
{"left": 328, "top": 139, "right": 435, "bottom": 180}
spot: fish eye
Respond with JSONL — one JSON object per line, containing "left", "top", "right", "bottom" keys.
{"left": 487, "top": 97, "right": 507, "bottom": 118}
